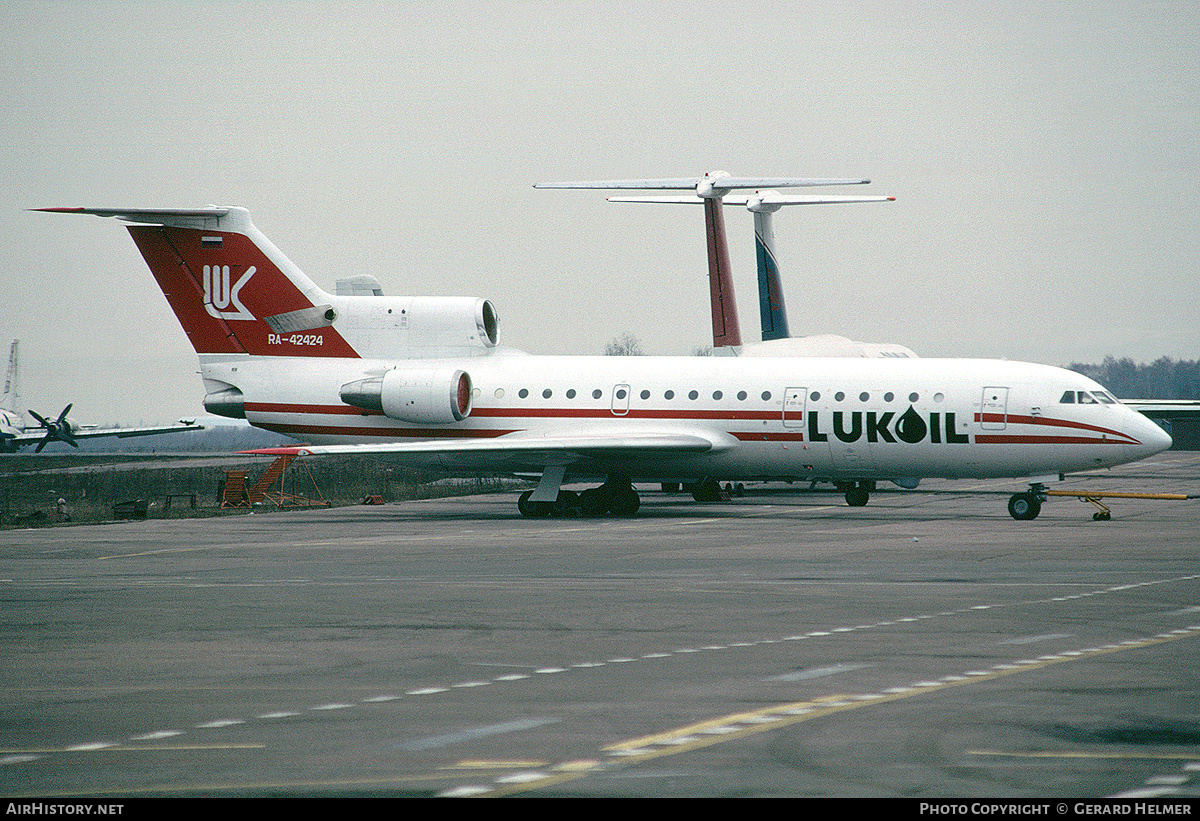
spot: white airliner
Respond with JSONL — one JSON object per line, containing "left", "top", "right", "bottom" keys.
{"left": 0, "top": 339, "right": 203, "bottom": 452}
{"left": 38, "top": 198, "right": 1171, "bottom": 519}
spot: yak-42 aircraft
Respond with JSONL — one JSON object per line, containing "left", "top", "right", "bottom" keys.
{"left": 39, "top": 190, "right": 1171, "bottom": 520}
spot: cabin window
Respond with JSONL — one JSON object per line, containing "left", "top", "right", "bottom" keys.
{"left": 665, "top": 390, "right": 675, "bottom": 400}
{"left": 884, "top": 392, "right": 895, "bottom": 402}
{"left": 518, "top": 388, "right": 529, "bottom": 399}
{"left": 615, "top": 388, "right": 627, "bottom": 399}
{"left": 542, "top": 389, "right": 552, "bottom": 399}
{"left": 737, "top": 391, "right": 747, "bottom": 401}
{"left": 762, "top": 391, "right": 772, "bottom": 401}
{"left": 640, "top": 389, "right": 650, "bottom": 400}
{"left": 592, "top": 389, "right": 602, "bottom": 399}
{"left": 808, "top": 391, "right": 818, "bottom": 401}
{"left": 712, "top": 390, "right": 723, "bottom": 400}
{"left": 859, "top": 392, "right": 870, "bottom": 402}
{"left": 495, "top": 388, "right": 505, "bottom": 399}
{"left": 566, "top": 389, "right": 576, "bottom": 399}
{"left": 909, "top": 392, "right": 919, "bottom": 402}
{"left": 835, "top": 391, "right": 846, "bottom": 402}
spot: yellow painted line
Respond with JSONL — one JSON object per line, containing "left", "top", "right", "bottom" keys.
{"left": 604, "top": 693, "right": 856, "bottom": 751}
{"left": 443, "top": 760, "right": 549, "bottom": 770}
{"left": 970, "top": 749, "right": 1200, "bottom": 761}
{"left": 484, "top": 625, "right": 1200, "bottom": 797}
{"left": 551, "top": 760, "right": 602, "bottom": 772}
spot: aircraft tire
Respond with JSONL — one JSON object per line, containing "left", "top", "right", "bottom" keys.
{"left": 580, "top": 487, "right": 609, "bottom": 517}
{"left": 691, "top": 478, "right": 722, "bottom": 503}
{"left": 845, "top": 486, "right": 870, "bottom": 507}
{"left": 517, "top": 490, "right": 551, "bottom": 518}
{"left": 1007, "top": 493, "right": 1042, "bottom": 521}
{"left": 609, "top": 488, "right": 640, "bottom": 516}
{"left": 551, "top": 490, "right": 580, "bottom": 517}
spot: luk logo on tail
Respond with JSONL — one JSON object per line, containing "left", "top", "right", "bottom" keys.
{"left": 203, "top": 265, "right": 256, "bottom": 320}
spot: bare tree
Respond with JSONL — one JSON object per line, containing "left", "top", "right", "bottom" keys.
{"left": 604, "top": 333, "right": 645, "bottom": 356}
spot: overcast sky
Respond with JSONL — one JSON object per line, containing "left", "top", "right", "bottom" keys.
{"left": 2, "top": 1, "right": 1198, "bottom": 424}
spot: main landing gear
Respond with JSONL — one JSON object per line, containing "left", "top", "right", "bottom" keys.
{"left": 837, "top": 480, "right": 874, "bottom": 507}
{"left": 517, "top": 476, "right": 640, "bottom": 518}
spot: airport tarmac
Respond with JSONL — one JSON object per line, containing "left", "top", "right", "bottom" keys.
{"left": 1, "top": 452, "right": 1198, "bottom": 798}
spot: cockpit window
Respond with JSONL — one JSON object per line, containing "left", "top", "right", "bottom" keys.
{"left": 1078, "top": 391, "right": 1098, "bottom": 404}
{"left": 1094, "top": 391, "right": 1117, "bottom": 404}
{"left": 1059, "top": 390, "right": 1075, "bottom": 404}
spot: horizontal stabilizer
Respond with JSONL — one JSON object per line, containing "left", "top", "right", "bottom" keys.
{"left": 535, "top": 176, "right": 869, "bottom": 191}
{"left": 34, "top": 207, "right": 232, "bottom": 225}
{"left": 607, "top": 195, "right": 896, "bottom": 206}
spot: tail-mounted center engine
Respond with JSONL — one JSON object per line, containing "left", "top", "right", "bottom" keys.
{"left": 341, "top": 367, "right": 473, "bottom": 424}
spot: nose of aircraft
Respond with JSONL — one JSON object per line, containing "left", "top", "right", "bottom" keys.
{"left": 1135, "top": 414, "right": 1173, "bottom": 456}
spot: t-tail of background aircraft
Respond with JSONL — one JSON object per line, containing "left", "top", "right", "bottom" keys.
{"left": 39, "top": 194, "right": 1173, "bottom": 520}
{"left": 539, "top": 171, "right": 916, "bottom": 358}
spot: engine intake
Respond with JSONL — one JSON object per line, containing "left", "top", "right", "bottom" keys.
{"left": 341, "top": 367, "right": 473, "bottom": 424}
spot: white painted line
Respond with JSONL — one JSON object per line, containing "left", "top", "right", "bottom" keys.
{"left": 130, "top": 730, "right": 182, "bottom": 741}
{"left": 494, "top": 674, "right": 528, "bottom": 681}
{"left": 196, "top": 720, "right": 243, "bottom": 728}
{"left": 535, "top": 667, "right": 566, "bottom": 674}
{"left": 1146, "top": 775, "right": 1189, "bottom": 785}
{"left": 259, "top": 711, "right": 300, "bottom": 718}
{"left": 451, "top": 682, "right": 489, "bottom": 689}
{"left": 362, "top": 696, "right": 401, "bottom": 703}
{"left": 311, "top": 703, "right": 354, "bottom": 710}
{"left": 439, "top": 786, "right": 491, "bottom": 797}
{"left": 1111, "top": 787, "right": 1181, "bottom": 798}
{"left": 407, "top": 687, "right": 448, "bottom": 695}
{"left": 495, "top": 771, "right": 549, "bottom": 784}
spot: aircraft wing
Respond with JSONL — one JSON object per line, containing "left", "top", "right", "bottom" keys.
{"left": 246, "top": 429, "right": 736, "bottom": 470}
{"left": 8, "top": 421, "right": 204, "bottom": 447}
{"left": 1123, "top": 400, "right": 1200, "bottom": 420}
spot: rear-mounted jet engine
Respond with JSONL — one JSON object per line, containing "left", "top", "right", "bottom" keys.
{"left": 341, "top": 367, "right": 473, "bottom": 424}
